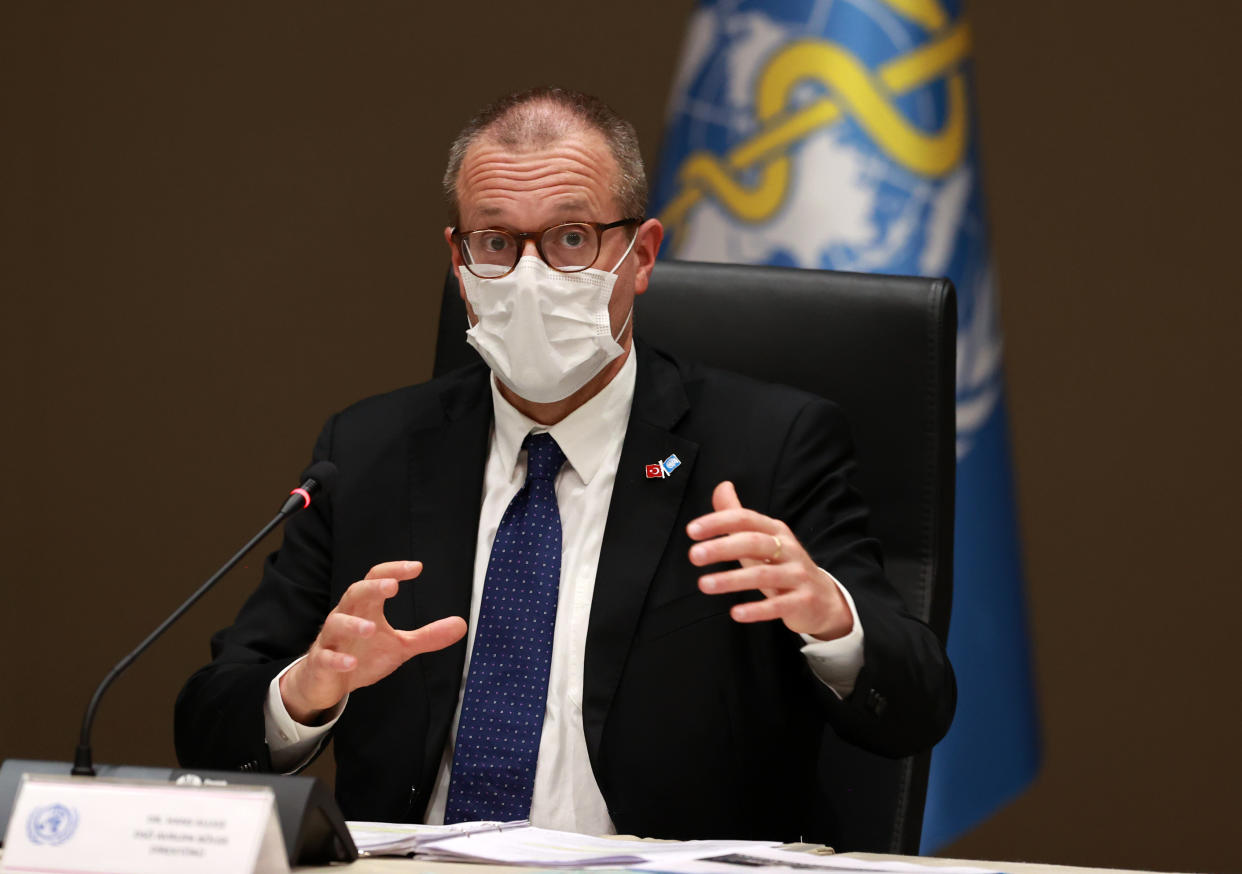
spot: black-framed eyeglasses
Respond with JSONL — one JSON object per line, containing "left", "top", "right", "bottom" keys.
{"left": 451, "top": 218, "right": 642, "bottom": 279}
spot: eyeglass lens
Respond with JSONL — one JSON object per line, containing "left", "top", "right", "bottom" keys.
{"left": 461, "top": 223, "right": 600, "bottom": 277}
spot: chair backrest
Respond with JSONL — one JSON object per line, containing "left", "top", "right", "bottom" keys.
{"left": 434, "top": 259, "right": 957, "bottom": 854}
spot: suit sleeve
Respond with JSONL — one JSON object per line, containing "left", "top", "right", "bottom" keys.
{"left": 173, "top": 414, "right": 340, "bottom": 772}
{"left": 770, "top": 397, "right": 956, "bottom": 757}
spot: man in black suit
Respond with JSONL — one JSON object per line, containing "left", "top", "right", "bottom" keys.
{"left": 175, "top": 87, "right": 954, "bottom": 841}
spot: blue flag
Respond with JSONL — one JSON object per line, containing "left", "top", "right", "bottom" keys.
{"left": 650, "top": 0, "right": 1040, "bottom": 850}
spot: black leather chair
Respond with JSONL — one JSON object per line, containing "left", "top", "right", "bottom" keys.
{"left": 433, "top": 258, "right": 956, "bottom": 854}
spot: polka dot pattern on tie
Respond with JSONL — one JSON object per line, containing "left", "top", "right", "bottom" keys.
{"left": 444, "top": 432, "right": 566, "bottom": 823}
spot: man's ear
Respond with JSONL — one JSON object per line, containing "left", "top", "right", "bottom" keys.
{"left": 632, "top": 218, "right": 664, "bottom": 296}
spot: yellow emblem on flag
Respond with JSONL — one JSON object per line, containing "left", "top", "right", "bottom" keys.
{"left": 660, "top": 1, "right": 973, "bottom": 247}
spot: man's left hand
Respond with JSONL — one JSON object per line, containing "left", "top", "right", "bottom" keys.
{"left": 687, "top": 481, "right": 853, "bottom": 641}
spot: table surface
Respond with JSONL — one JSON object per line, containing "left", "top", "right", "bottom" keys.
{"left": 308, "top": 853, "right": 1193, "bottom": 874}
{"left": 0, "top": 847, "right": 1194, "bottom": 874}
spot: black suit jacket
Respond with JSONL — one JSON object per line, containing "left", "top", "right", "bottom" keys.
{"left": 175, "top": 342, "right": 954, "bottom": 841}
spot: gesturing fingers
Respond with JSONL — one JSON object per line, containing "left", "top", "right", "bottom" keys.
{"left": 308, "top": 644, "right": 360, "bottom": 673}
{"left": 337, "top": 576, "right": 401, "bottom": 617}
{"left": 698, "top": 562, "right": 799, "bottom": 595}
{"left": 688, "top": 531, "right": 790, "bottom": 567}
{"left": 318, "top": 610, "right": 376, "bottom": 649}
{"left": 683, "top": 481, "right": 852, "bottom": 638}
{"left": 397, "top": 616, "right": 467, "bottom": 657}
{"left": 687, "top": 507, "right": 781, "bottom": 542}
{"left": 711, "top": 480, "right": 743, "bottom": 512}
{"left": 365, "top": 560, "right": 423, "bottom": 581}
{"left": 728, "top": 591, "right": 812, "bottom": 624}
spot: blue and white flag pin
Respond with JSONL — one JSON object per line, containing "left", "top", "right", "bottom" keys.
{"left": 646, "top": 454, "right": 683, "bottom": 479}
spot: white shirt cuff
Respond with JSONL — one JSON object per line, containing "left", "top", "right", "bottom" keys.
{"left": 799, "top": 574, "right": 865, "bottom": 699}
{"left": 263, "top": 656, "right": 348, "bottom": 774}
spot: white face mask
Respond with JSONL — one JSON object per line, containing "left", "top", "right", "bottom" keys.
{"left": 460, "top": 235, "right": 637, "bottom": 404}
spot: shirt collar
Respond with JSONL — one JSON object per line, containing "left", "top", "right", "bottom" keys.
{"left": 489, "top": 349, "right": 637, "bottom": 485}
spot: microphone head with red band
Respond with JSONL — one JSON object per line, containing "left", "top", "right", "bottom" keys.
{"left": 280, "top": 460, "right": 339, "bottom": 516}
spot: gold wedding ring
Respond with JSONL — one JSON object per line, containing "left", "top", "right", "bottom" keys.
{"left": 770, "top": 535, "right": 783, "bottom": 563}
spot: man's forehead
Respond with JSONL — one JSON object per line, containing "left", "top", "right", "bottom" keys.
{"left": 456, "top": 132, "right": 619, "bottom": 222}
{"left": 475, "top": 197, "right": 592, "bottom": 219}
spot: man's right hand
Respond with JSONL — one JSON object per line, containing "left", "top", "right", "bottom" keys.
{"left": 279, "top": 560, "right": 467, "bottom": 725}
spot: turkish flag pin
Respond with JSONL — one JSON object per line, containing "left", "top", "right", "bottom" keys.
{"left": 646, "top": 454, "right": 683, "bottom": 479}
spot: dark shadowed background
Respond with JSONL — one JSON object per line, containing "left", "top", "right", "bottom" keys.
{"left": 2, "top": 2, "right": 1239, "bottom": 872}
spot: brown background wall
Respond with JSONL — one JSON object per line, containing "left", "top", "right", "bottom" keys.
{"left": 2, "top": 2, "right": 1239, "bottom": 872}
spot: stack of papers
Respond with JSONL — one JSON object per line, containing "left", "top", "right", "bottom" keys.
{"left": 346, "top": 819, "right": 522, "bottom": 857}
{"left": 641, "top": 847, "right": 1000, "bottom": 874}
{"left": 344, "top": 822, "right": 1000, "bottom": 873}
{"left": 415, "top": 826, "right": 781, "bottom": 867}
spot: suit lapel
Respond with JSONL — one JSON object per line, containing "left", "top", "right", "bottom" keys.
{"left": 583, "top": 345, "right": 698, "bottom": 770}
{"left": 397, "top": 366, "right": 492, "bottom": 779}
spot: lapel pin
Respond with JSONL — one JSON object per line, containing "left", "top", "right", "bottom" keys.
{"left": 646, "top": 454, "right": 682, "bottom": 479}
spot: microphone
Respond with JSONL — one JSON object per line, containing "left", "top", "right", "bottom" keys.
{"left": 71, "top": 460, "right": 339, "bottom": 777}
{"left": 278, "top": 460, "right": 338, "bottom": 516}
{"left": 1, "top": 459, "right": 357, "bottom": 865}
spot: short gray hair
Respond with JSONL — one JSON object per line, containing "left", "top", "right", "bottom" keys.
{"left": 443, "top": 87, "right": 647, "bottom": 224}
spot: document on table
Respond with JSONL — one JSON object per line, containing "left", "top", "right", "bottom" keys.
{"left": 347, "top": 822, "right": 1000, "bottom": 873}
{"left": 635, "top": 847, "right": 1000, "bottom": 874}
{"left": 413, "top": 826, "right": 781, "bottom": 867}
{"left": 346, "top": 819, "right": 524, "bottom": 856}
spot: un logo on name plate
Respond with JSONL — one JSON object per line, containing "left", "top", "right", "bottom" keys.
{"left": 656, "top": 0, "right": 1002, "bottom": 457}
{"left": 25, "top": 802, "right": 80, "bottom": 846}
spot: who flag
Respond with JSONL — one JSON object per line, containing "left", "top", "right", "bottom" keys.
{"left": 650, "top": 0, "right": 1040, "bottom": 850}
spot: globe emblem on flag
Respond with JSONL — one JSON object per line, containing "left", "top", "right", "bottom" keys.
{"left": 654, "top": 1, "right": 1003, "bottom": 457}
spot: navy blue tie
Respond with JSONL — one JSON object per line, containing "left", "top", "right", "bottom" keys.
{"left": 445, "top": 432, "right": 566, "bottom": 823}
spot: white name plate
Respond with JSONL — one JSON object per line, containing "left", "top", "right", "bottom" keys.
{"left": 1, "top": 773, "right": 289, "bottom": 874}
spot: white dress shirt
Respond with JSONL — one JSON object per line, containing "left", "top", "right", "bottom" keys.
{"left": 264, "top": 349, "right": 865, "bottom": 833}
